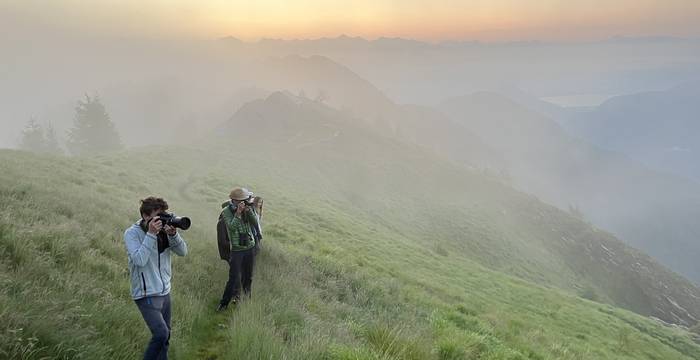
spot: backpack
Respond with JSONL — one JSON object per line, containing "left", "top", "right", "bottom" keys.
{"left": 251, "top": 196, "right": 264, "bottom": 248}
{"left": 217, "top": 209, "right": 231, "bottom": 260}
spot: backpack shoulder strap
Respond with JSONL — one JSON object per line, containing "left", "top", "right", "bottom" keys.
{"left": 221, "top": 204, "right": 234, "bottom": 218}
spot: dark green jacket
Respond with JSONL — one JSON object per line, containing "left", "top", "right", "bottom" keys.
{"left": 220, "top": 201, "right": 258, "bottom": 252}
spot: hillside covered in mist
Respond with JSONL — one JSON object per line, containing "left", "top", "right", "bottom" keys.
{"left": 3, "top": 34, "right": 700, "bottom": 359}
{"left": 3, "top": 107, "right": 700, "bottom": 357}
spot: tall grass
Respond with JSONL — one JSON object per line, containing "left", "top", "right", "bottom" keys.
{"left": 1, "top": 148, "right": 699, "bottom": 359}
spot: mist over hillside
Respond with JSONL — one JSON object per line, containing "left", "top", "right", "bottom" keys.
{"left": 221, "top": 91, "right": 700, "bottom": 326}
{"left": 218, "top": 35, "right": 700, "bottom": 105}
{"left": 439, "top": 92, "right": 700, "bottom": 284}
{"left": 3, "top": 32, "right": 700, "bottom": 276}
{"left": 3, "top": 109, "right": 700, "bottom": 357}
{"left": 3, "top": 35, "right": 700, "bottom": 148}
{"left": 3, "top": 32, "right": 699, "bottom": 279}
{"left": 3, "top": 27, "right": 700, "bottom": 359}
{"left": 560, "top": 82, "right": 700, "bottom": 181}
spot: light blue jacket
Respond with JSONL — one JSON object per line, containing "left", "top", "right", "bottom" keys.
{"left": 123, "top": 222, "right": 188, "bottom": 300}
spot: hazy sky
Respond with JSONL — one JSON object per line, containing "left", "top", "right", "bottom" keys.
{"left": 3, "top": 0, "right": 700, "bottom": 42}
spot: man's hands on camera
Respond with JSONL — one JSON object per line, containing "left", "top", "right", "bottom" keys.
{"left": 147, "top": 217, "right": 177, "bottom": 236}
{"left": 235, "top": 201, "right": 246, "bottom": 216}
{"left": 148, "top": 217, "right": 163, "bottom": 235}
{"left": 164, "top": 224, "right": 177, "bottom": 236}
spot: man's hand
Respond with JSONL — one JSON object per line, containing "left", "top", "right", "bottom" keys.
{"left": 235, "top": 201, "right": 246, "bottom": 216}
{"left": 148, "top": 217, "right": 163, "bottom": 235}
{"left": 164, "top": 224, "right": 177, "bottom": 236}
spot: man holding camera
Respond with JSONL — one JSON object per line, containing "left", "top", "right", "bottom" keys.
{"left": 124, "top": 197, "right": 188, "bottom": 360}
{"left": 217, "top": 187, "right": 260, "bottom": 311}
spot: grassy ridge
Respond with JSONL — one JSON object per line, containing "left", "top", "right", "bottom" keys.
{"left": 1, "top": 148, "right": 699, "bottom": 359}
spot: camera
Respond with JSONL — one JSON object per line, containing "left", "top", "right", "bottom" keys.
{"left": 151, "top": 212, "right": 191, "bottom": 230}
{"left": 233, "top": 198, "right": 252, "bottom": 206}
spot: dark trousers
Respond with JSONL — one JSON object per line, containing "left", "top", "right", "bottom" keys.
{"left": 135, "top": 294, "right": 171, "bottom": 360}
{"left": 220, "top": 248, "right": 255, "bottom": 306}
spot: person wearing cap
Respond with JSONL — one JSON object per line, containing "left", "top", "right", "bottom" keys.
{"left": 217, "top": 187, "right": 261, "bottom": 311}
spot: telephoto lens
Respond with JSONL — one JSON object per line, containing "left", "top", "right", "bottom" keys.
{"left": 157, "top": 212, "right": 191, "bottom": 230}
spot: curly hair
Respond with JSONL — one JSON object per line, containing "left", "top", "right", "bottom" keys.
{"left": 139, "top": 197, "right": 169, "bottom": 216}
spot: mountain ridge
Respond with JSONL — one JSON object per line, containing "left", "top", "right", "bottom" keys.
{"left": 219, "top": 91, "right": 700, "bottom": 327}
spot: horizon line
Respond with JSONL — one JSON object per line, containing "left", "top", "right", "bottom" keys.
{"left": 217, "top": 33, "right": 699, "bottom": 45}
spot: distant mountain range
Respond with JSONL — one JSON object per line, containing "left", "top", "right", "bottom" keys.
{"left": 246, "top": 55, "right": 500, "bottom": 168}
{"left": 228, "top": 54, "right": 700, "bottom": 286}
{"left": 4, "top": 35, "right": 700, "bottom": 354}
{"left": 219, "top": 34, "right": 700, "bottom": 50}
{"left": 4, "top": 33, "right": 698, "bottom": 291}
{"left": 218, "top": 35, "right": 700, "bottom": 106}
{"left": 560, "top": 82, "right": 700, "bottom": 181}
{"left": 439, "top": 92, "right": 700, "bottom": 284}
{"left": 4, "top": 34, "right": 699, "bottom": 148}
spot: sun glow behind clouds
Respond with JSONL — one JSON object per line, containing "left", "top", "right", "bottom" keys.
{"left": 3, "top": 0, "right": 700, "bottom": 41}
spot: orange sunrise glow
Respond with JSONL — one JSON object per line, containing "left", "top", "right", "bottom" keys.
{"left": 2, "top": 0, "right": 699, "bottom": 42}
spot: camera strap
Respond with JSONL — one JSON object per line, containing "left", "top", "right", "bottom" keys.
{"left": 228, "top": 202, "right": 236, "bottom": 214}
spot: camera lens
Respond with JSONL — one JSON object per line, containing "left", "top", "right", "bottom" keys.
{"left": 178, "top": 217, "right": 191, "bottom": 230}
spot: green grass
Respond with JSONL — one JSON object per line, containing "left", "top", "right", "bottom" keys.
{"left": 1, "top": 146, "right": 699, "bottom": 360}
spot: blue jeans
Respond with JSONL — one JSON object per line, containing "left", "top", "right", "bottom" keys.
{"left": 135, "top": 294, "right": 171, "bottom": 360}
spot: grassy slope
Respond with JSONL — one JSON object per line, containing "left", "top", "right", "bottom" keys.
{"left": 1, "top": 146, "right": 699, "bottom": 360}
{"left": 439, "top": 92, "right": 700, "bottom": 287}
{"left": 226, "top": 93, "right": 700, "bottom": 326}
